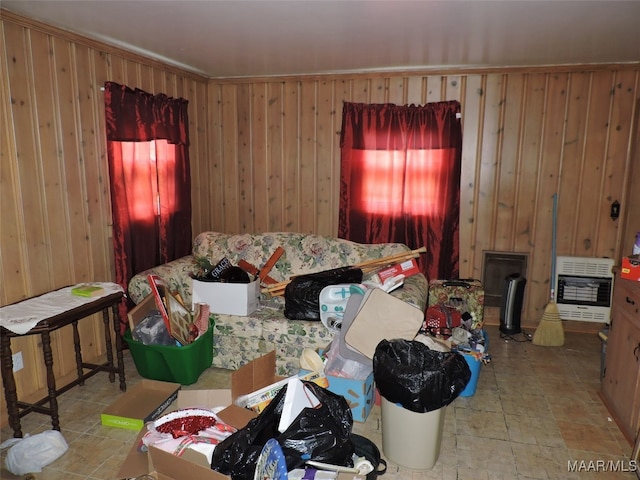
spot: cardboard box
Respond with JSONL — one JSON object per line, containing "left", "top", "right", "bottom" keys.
{"left": 192, "top": 278, "right": 260, "bottom": 316}
{"left": 101, "top": 379, "right": 181, "bottom": 430}
{"left": 118, "top": 352, "right": 366, "bottom": 480}
{"left": 621, "top": 255, "right": 640, "bottom": 281}
{"left": 376, "top": 258, "right": 420, "bottom": 283}
{"left": 300, "top": 367, "right": 374, "bottom": 423}
{"left": 118, "top": 352, "right": 279, "bottom": 479}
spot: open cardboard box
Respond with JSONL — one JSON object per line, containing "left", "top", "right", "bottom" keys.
{"left": 118, "top": 351, "right": 282, "bottom": 479}
{"left": 118, "top": 351, "right": 365, "bottom": 479}
{"left": 101, "top": 379, "right": 181, "bottom": 430}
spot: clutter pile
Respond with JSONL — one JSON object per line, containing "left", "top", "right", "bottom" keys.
{"left": 129, "top": 274, "right": 210, "bottom": 347}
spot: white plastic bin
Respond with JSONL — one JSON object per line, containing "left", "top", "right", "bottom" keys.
{"left": 380, "top": 397, "right": 446, "bottom": 470}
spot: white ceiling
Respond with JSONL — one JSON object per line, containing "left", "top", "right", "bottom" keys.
{"left": 3, "top": 0, "right": 640, "bottom": 79}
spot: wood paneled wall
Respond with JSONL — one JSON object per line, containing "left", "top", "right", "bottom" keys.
{"left": 1, "top": 11, "right": 209, "bottom": 411}
{"left": 206, "top": 68, "right": 639, "bottom": 327}
{"left": 1, "top": 10, "right": 639, "bottom": 420}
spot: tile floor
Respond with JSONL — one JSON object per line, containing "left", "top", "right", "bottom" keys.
{"left": 0, "top": 325, "right": 637, "bottom": 479}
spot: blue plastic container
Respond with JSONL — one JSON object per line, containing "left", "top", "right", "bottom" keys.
{"left": 459, "top": 353, "right": 482, "bottom": 397}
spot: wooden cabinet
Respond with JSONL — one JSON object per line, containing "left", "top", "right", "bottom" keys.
{"left": 601, "top": 271, "right": 640, "bottom": 445}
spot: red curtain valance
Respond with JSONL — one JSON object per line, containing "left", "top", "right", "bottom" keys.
{"left": 104, "top": 81, "right": 189, "bottom": 145}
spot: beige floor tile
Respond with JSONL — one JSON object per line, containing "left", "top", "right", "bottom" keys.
{"left": 1, "top": 325, "right": 637, "bottom": 480}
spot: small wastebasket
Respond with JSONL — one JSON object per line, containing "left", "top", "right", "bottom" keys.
{"left": 380, "top": 397, "right": 446, "bottom": 470}
{"left": 373, "top": 339, "right": 471, "bottom": 471}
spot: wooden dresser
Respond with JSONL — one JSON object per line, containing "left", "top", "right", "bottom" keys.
{"left": 601, "top": 269, "right": 640, "bottom": 446}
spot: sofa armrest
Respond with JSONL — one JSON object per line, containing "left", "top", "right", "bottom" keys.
{"left": 391, "top": 273, "right": 428, "bottom": 311}
{"left": 128, "top": 255, "right": 198, "bottom": 305}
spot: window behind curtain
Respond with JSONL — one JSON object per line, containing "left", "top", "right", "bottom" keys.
{"left": 104, "top": 82, "right": 192, "bottom": 332}
{"left": 339, "top": 101, "right": 462, "bottom": 281}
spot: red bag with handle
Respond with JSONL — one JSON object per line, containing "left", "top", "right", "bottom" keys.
{"left": 423, "top": 303, "right": 461, "bottom": 338}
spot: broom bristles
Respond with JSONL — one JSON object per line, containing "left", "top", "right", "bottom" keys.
{"left": 532, "top": 301, "right": 565, "bottom": 346}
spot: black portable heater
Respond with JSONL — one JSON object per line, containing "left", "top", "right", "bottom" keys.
{"left": 499, "top": 273, "right": 526, "bottom": 335}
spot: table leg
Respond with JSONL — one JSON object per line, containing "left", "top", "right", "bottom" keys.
{"left": 41, "top": 330, "right": 60, "bottom": 431}
{"left": 102, "top": 308, "right": 116, "bottom": 384}
{"left": 110, "top": 303, "right": 127, "bottom": 391}
{"left": 0, "top": 333, "right": 22, "bottom": 437}
{"left": 72, "top": 320, "right": 84, "bottom": 385}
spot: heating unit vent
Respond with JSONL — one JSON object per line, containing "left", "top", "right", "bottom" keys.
{"left": 554, "top": 256, "right": 614, "bottom": 323}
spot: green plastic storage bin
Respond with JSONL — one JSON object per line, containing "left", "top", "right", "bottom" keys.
{"left": 124, "top": 318, "right": 214, "bottom": 385}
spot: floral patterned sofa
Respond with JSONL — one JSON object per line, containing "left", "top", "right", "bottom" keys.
{"left": 128, "top": 231, "right": 428, "bottom": 375}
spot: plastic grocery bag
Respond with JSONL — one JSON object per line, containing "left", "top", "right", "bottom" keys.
{"left": 1, "top": 430, "right": 68, "bottom": 475}
{"left": 211, "top": 380, "right": 354, "bottom": 480}
{"left": 373, "top": 339, "right": 471, "bottom": 413}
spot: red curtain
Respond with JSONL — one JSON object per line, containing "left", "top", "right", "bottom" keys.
{"left": 104, "top": 82, "right": 192, "bottom": 330}
{"left": 339, "top": 101, "right": 462, "bottom": 281}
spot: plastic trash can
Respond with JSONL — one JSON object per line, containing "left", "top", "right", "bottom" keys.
{"left": 380, "top": 397, "right": 446, "bottom": 470}
{"left": 459, "top": 353, "right": 482, "bottom": 397}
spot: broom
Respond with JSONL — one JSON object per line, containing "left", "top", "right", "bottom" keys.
{"left": 532, "top": 193, "right": 565, "bottom": 346}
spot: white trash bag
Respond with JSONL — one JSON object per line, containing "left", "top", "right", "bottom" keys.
{"left": 0, "top": 430, "right": 68, "bottom": 475}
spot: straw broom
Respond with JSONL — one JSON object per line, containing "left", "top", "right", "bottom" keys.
{"left": 532, "top": 193, "right": 565, "bottom": 346}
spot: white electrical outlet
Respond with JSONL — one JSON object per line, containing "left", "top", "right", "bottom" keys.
{"left": 12, "top": 352, "right": 24, "bottom": 372}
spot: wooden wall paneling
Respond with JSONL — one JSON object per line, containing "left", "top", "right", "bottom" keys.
{"left": 473, "top": 74, "right": 502, "bottom": 279}
{"left": 351, "top": 78, "right": 370, "bottom": 104}
{"left": 534, "top": 73, "right": 570, "bottom": 319}
{"left": 405, "top": 76, "right": 424, "bottom": 105}
{"left": 601, "top": 70, "right": 638, "bottom": 260}
{"left": 516, "top": 73, "right": 547, "bottom": 320}
{"left": 73, "top": 45, "right": 109, "bottom": 359}
{"left": 494, "top": 74, "right": 520, "bottom": 252}
{"left": 299, "top": 81, "right": 318, "bottom": 234}
{"left": 574, "top": 70, "right": 614, "bottom": 256}
{"left": 444, "top": 76, "right": 462, "bottom": 104}
{"left": 49, "top": 37, "right": 90, "bottom": 376}
{"left": 237, "top": 83, "right": 254, "bottom": 232}
{"left": 207, "top": 83, "right": 225, "bottom": 233}
{"left": 107, "top": 55, "right": 127, "bottom": 88}
{"left": 6, "top": 21, "right": 51, "bottom": 298}
{"left": 0, "top": 21, "right": 27, "bottom": 304}
{"left": 251, "top": 83, "right": 269, "bottom": 233}
{"left": 386, "top": 75, "right": 407, "bottom": 105}
{"left": 458, "top": 74, "right": 483, "bottom": 278}
{"left": 424, "top": 75, "right": 444, "bottom": 104}
{"left": 192, "top": 80, "right": 210, "bottom": 231}
{"left": 282, "top": 80, "right": 300, "bottom": 232}
{"left": 76, "top": 46, "right": 109, "bottom": 283}
{"left": 94, "top": 52, "right": 116, "bottom": 280}
{"left": 266, "top": 82, "right": 285, "bottom": 232}
{"left": 369, "top": 77, "right": 387, "bottom": 104}
{"left": 316, "top": 79, "right": 336, "bottom": 236}
{"left": 30, "top": 31, "right": 72, "bottom": 289}
{"left": 220, "top": 83, "right": 240, "bottom": 233}
{"left": 558, "top": 72, "right": 590, "bottom": 258}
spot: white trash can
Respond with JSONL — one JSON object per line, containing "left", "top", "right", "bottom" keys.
{"left": 380, "top": 396, "right": 446, "bottom": 470}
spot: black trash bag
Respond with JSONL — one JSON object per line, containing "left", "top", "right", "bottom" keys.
{"left": 210, "top": 380, "right": 354, "bottom": 480}
{"left": 373, "top": 339, "right": 471, "bottom": 413}
{"left": 284, "top": 266, "right": 363, "bottom": 320}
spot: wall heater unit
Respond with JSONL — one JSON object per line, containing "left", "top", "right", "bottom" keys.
{"left": 554, "top": 256, "right": 615, "bottom": 323}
